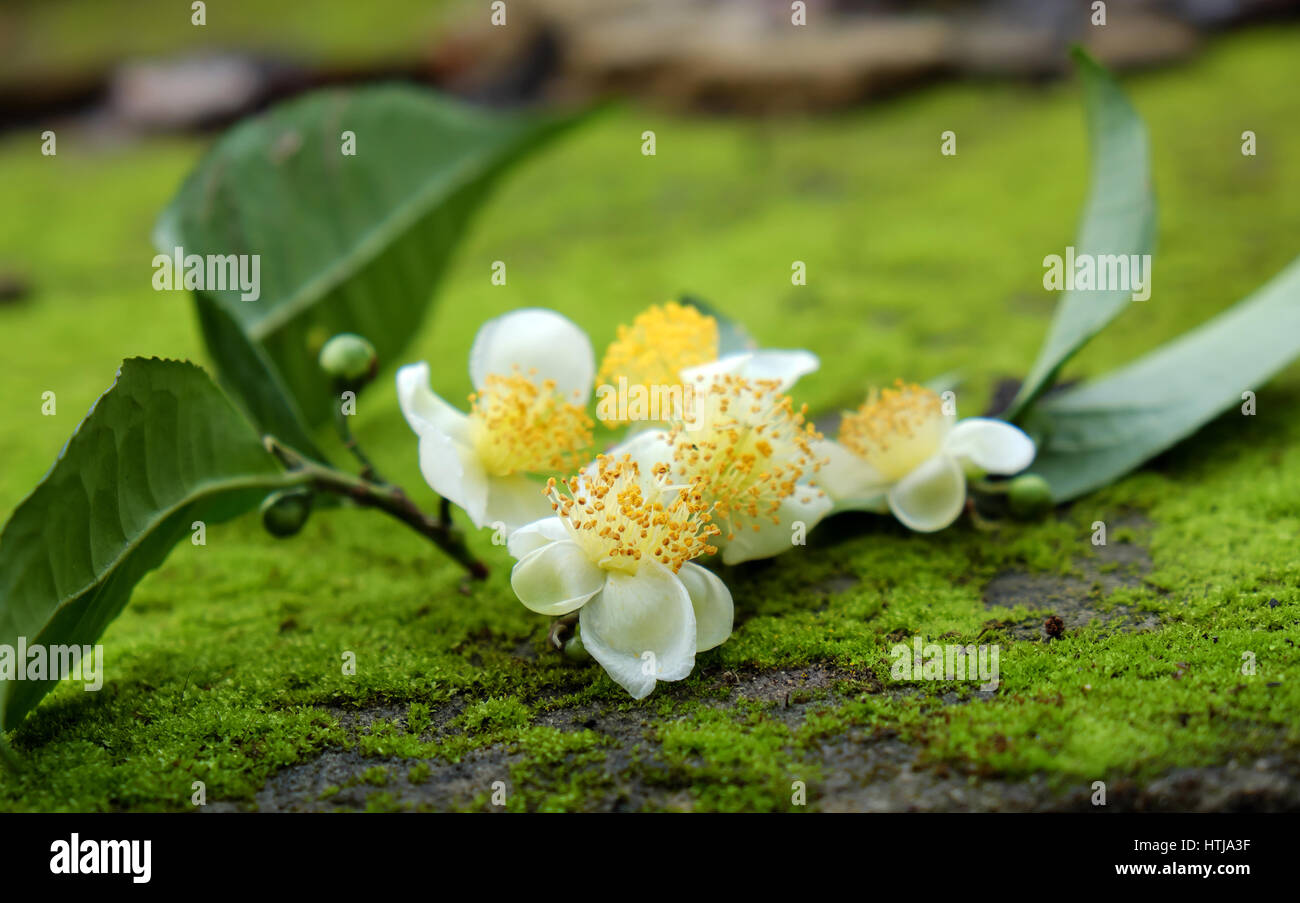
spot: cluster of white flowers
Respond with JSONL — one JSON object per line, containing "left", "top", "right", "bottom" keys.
{"left": 397, "top": 305, "right": 1035, "bottom": 698}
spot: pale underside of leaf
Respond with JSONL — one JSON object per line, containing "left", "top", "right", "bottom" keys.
{"left": 1027, "top": 255, "right": 1300, "bottom": 501}
{"left": 1003, "top": 48, "right": 1156, "bottom": 423}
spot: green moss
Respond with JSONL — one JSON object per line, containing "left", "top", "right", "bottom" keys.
{"left": 654, "top": 708, "right": 812, "bottom": 812}
{"left": 2, "top": 26, "right": 1299, "bottom": 810}
{"left": 406, "top": 702, "right": 432, "bottom": 738}
{"left": 457, "top": 697, "right": 533, "bottom": 734}
{"left": 362, "top": 791, "right": 403, "bottom": 813}
{"left": 359, "top": 765, "right": 390, "bottom": 787}
{"left": 500, "top": 726, "right": 612, "bottom": 813}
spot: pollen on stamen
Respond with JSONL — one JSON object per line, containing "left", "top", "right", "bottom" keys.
{"left": 595, "top": 302, "right": 720, "bottom": 426}
{"left": 547, "top": 454, "right": 719, "bottom": 573}
{"left": 838, "top": 380, "right": 948, "bottom": 481}
{"left": 661, "top": 375, "right": 822, "bottom": 541}
{"left": 468, "top": 368, "right": 593, "bottom": 477}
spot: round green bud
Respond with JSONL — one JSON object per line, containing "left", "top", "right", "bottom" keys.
{"left": 1007, "top": 473, "right": 1053, "bottom": 520}
{"left": 564, "top": 632, "right": 590, "bottom": 662}
{"left": 260, "top": 489, "right": 315, "bottom": 538}
{"left": 318, "top": 333, "right": 377, "bottom": 383}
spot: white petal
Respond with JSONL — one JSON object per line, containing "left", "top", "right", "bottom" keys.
{"left": 469, "top": 308, "right": 594, "bottom": 403}
{"left": 608, "top": 429, "right": 674, "bottom": 476}
{"left": 718, "top": 489, "right": 834, "bottom": 564}
{"left": 676, "top": 562, "right": 734, "bottom": 652}
{"left": 734, "top": 349, "right": 820, "bottom": 389}
{"left": 835, "top": 492, "right": 887, "bottom": 514}
{"left": 507, "top": 517, "right": 572, "bottom": 560}
{"left": 886, "top": 454, "right": 967, "bottom": 533}
{"left": 510, "top": 540, "right": 605, "bottom": 616}
{"left": 579, "top": 560, "right": 696, "bottom": 699}
{"left": 682, "top": 349, "right": 818, "bottom": 392}
{"left": 811, "top": 438, "right": 890, "bottom": 510}
{"left": 481, "top": 474, "right": 553, "bottom": 535}
{"left": 396, "top": 362, "right": 470, "bottom": 444}
{"left": 418, "top": 430, "right": 489, "bottom": 528}
{"left": 942, "top": 417, "right": 1036, "bottom": 476}
{"left": 679, "top": 358, "right": 737, "bottom": 387}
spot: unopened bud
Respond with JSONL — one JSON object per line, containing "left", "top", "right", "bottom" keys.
{"left": 318, "top": 333, "right": 377, "bottom": 384}
{"left": 564, "top": 632, "right": 590, "bottom": 662}
{"left": 260, "top": 489, "right": 314, "bottom": 537}
{"left": 1007, "top": 473, "right": 1052, "bottom": 519}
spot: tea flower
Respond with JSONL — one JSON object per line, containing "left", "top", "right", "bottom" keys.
{"left": 595, "top": 301, "right": 818, "bottom": 427}
{"left": 614, "top": 373, "right": 832, "bottom": 564}
{"left": 508, "top": 455, "right": 731, "bottom": 699}
{"left": 396, "top": 308, "right": 595, "bottom": 532}
{"left": 817, "top": 381, "right": 1036, "bottom": 532}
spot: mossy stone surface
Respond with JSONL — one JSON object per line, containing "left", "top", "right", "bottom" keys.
{"left": 1, "top": 27, "right": 1298, "bottom": 811}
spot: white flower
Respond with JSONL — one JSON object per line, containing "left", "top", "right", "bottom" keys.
{"left": 817, "top": 381, "right": 1036, "bottom": 532}
{"left": 396, "top": 308, "right": 595, "bottom": 532}
{"left": 679, "top": 349, "right": 818, "bottom": 393}
{"left": 613, "top": 372, "right": 833, "bottom": 565}
{"left": 594, "top": 300, "right": 818, "bottom": 427}
{"left": 508, "top": 455, "right": 731, "bottom": 699}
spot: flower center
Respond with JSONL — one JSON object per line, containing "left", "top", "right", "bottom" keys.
{"left": 838, "top": 381, "right": 948, "bottom": 482}
{"left": 596, "top": 302, "right": 718, "bottom": 426}
{"left": 547, "top": 455, "right": 718, "bottom": 575}
{"left": 467, "top": 370, "right": 593, "bottom": 477}
{"left": 663, "top": 375, "right": 822, "bottom": 541}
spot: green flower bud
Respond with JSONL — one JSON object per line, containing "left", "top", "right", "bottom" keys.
{"left": 564, "top": 632, "right": 590, "bottom": 662}
{"left": 318, "top": 333, "right": 377, "bottom": 383}
{"left": 260, "top": 489, "right": 314, "bottom": 537}
{"left": 1007, "top": 473, "right": 1053, "bottom": 520}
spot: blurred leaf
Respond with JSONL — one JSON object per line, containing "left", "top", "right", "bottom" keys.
{"left": 193, "top": 293, "right": 328, "bottom": 462}
{"left": 1025, "top": 256, "right": 1300, "bottom": 502}
{"left": 679, "top": 294, "right": 758, "bottom": 356}
{"left": 1003, "top": 48, "right": 1156, "bottom": 422}
{"left": 925, "top": 370, "right": 963, "bottom": 397}
{"left": 155, "top": 85, "right": 581, "bottom": 433}
{"left": 0, "top": 359, "right": 303, "bottom": 730}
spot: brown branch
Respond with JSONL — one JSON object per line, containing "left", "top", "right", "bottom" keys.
{"left": 264, "top": 436, "right": 488, "bottom": 580}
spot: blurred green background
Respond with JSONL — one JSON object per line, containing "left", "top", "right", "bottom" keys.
{"left": 0, "top": 1, "right": 1297, "bottom": 811}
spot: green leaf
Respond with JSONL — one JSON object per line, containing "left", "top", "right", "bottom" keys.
{"left": 679, "top": 294, "right": 758, "bottom": 357}
{"left": 1002, "top": 48, "right": 1156, "bottom": 422}
{"left": 192, "top": 293, "right": 328, "bottom": 462}
{"left": 0, "top": 358, "right": 304, "bottom": 730}
{"left": 1025, "top": 256, "right": 1300, "bottom": 502}
{"left": 155, "top": 85, "right": 581, "bottom": 434}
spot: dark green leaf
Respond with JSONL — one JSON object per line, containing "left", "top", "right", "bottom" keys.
{"left": 0, "top": 359, "right": 303, "bottom": 730}
{"left": 1026, "top": 256, "right": 1300, "bottom": 502}
{"left": 1003, "top": 48, "right": 1156, "bottom": 422}
{"left": 679, "top": 294, "right": 758, "bottom": 357}
{"left": 192, "top": 293, "right": 328, "bottom": 462}
{"left": 155, "top": 85, "right": 581, "bottom": 433}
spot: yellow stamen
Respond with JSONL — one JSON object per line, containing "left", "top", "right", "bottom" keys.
{"left": 468, "top": 370, "right": 593, "bottom": 477}
{"left": 547, "top": 455, "right": 718, "bottom": 574}
{"left": 596, "top": 302, "right": 719, "bottom": 425}
{"left": 662, "top": 375, "right": 823, "bottom": 542}
{"left": 838, "top": 380, "right": 948, "bottom": 481}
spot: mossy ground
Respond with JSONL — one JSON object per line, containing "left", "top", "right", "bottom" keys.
{"left": 1, "top": 27, "right": 1298, "bottom": 811}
